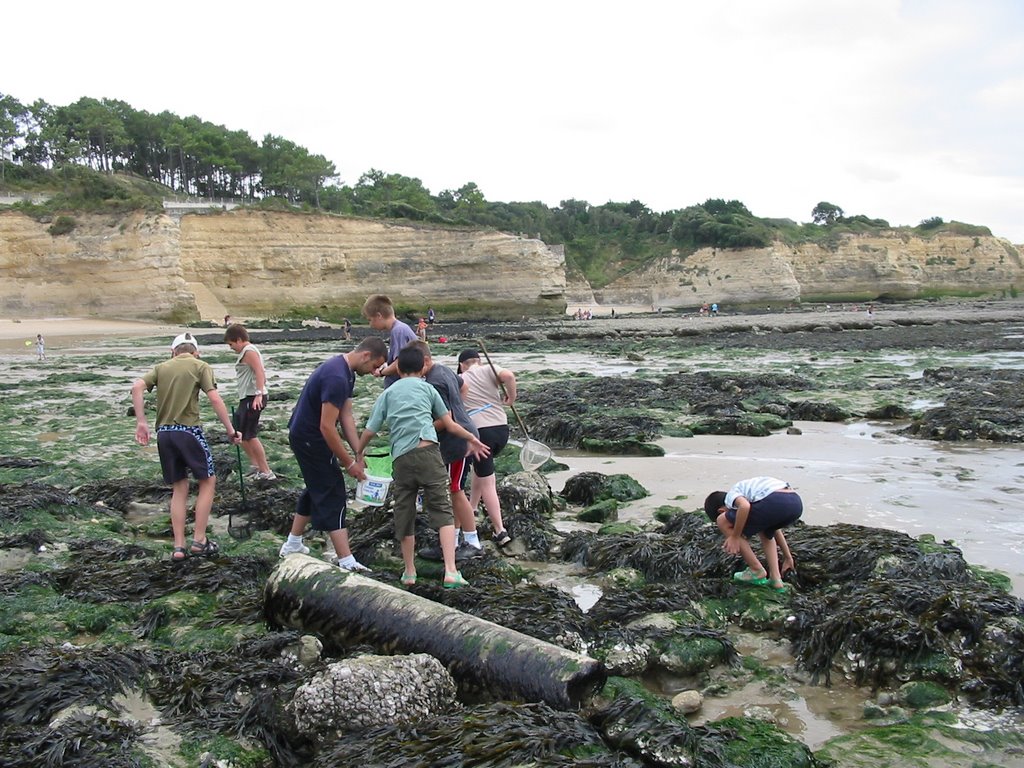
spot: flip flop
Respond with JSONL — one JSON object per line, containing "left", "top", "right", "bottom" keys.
{"left": 769, "top": 580, "right": 791, "bottom": 594}
{"left": 401, "top": 572, "right": 417, "bottom": 586}
{"left": 732, "top": 567, "right": 768, "bottom": 585}
{"left": 443, "top": 571, "right": 469, "bottom": 589}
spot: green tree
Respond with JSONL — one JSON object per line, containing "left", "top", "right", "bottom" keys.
{"left": 0, "top": 93, "right": 27, "bottom": 183}
{"left": 812, "top": 201, "right": 844, "bottom": 225}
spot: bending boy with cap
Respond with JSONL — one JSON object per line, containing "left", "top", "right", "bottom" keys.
{"left": 132, "top": 332, "right": 241, "bottom": 562}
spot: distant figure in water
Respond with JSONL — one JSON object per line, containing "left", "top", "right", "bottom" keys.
{"left": 704, "top": 476, "right": 802, "bottom": 593}
{"left": 35, "top": 334, "right": 45, "bottom": 361}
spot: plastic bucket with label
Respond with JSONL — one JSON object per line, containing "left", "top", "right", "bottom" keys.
{"left": 356, "top": 452, "right": 393, "bottom": 506}
{"left": 356, "top": 475, "right": 392, "bottom": 506}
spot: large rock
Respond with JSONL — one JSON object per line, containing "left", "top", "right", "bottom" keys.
{"left": 289, "top": 653, "right": 456, "bottom": 739}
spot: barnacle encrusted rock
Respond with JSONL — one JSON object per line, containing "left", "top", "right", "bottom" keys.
{"left": 289, "top": 653, "right": 457, "bottom": 739}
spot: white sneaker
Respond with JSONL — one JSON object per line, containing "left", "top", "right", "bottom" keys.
{"left": 254, "top": 470, "right": 278, "bottom": 481}
{"left": 338, "top": 559, "right": 372, "bottom": 573}
{"left": 279, "top": 539, "right": 310, "bottom": 557}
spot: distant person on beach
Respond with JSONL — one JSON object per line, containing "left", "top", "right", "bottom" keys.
{"left": 711, "top": 302, "right": 719, "bottom": 317}
{"left": 356, "top": 344, "right": 489, "bottom": 588}
{"left": 458, "top": 348, "right": 515, "bottom": 547}
{"left": 35, "top": 334, "right": 44, "bottom": 361}
{"left": 410, "top": 340, "right": 485, "bottom": 562}
{"left": 343, "top": 318, "right": 352, "bottom": 340}
{"left": 224, "top": 315, "right": 231, "bottom": 327}
{"left": 427, "top": 307, "right": 436, "bottom": 326}
{"left": 224, "top": 324, "right": 275, "bottom": 481}
{"left": 363, "top": 293, "right": 417, "bottom": 388}
{"left": 704, "top": 476, "right": 801, "bottom": 593}
{"left": 131, "top": 332, "right": 241, "bottom": 562}
{"left": 280, "top": 337, "right": 387, "bottom": 569}
{"left": 417, "top": 317, "right": 428, "bottom": 341}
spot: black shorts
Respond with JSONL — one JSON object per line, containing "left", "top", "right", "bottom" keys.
{"left": 234, "top": 397, "right": 263, "bottom": 440}
{"left": 156, "top": 425, "right": 214, "bottom": 483}
{"left": 289, "top": 431, "right": 347, "bottom": 532}
{"left": 470, "top": 424, "right": 509, "bottom": 478}
{"left": 742, "top": 491, "right": 803, "bottom": 537}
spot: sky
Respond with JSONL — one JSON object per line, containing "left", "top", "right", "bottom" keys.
{"left": 4, "top": 0, "right": 1023, "bottom": 242}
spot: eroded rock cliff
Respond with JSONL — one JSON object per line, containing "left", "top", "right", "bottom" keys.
{"left": 2, "top": 208, "right": 1021, "bottom": 320}
{"left": 0, "top": 210, "right": 567, "bottom": 321}
{"left": 586, "top": 233, "right": 1024, "bottom": 308}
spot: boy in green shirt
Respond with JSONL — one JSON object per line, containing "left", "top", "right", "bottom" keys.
{"left": 357, "top": 345, "right": 488, "bottom": 587}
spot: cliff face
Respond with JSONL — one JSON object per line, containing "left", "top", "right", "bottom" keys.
{"left": 586, "top": 233, "right": 1024, "bottom": 307}
{"left": 0, "top": 211, "right": 190, "bottom": 319}
{"left": 0, "top": 210, "right": 567, "bottom": 320}
{"left": 1, "top": 209, "right": 1021, "bottom": 320}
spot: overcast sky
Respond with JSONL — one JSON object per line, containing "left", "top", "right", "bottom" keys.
{"left": 5, "top": 0, "right": 1023, "bottom": 242}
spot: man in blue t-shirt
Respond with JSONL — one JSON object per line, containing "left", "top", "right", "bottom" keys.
{"left": 279, "top": 337, "right": 387, "bottom": 570}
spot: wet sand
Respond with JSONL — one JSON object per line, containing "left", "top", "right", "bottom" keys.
{"left": 0, "top": 317, "right": 188, "bottom": 352}
{"left": 547, "top": 420, "right": 1024, "bottom": 597}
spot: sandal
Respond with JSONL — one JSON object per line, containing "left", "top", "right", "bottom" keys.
{"left": 732, "top": 567, "right": 768, "bottom": 585}
{"left": 769, "top": 580, "right": 791, "bottom": 594}
{"left": 171, "top": 546, "right": 189, "bottom": 562}
{"left": 442, "top": 571, "right": 469, "bottom": 589}
{"left": 401, "top": 572, "right": 417, "bottom": 586}
{"left": 189, "top": 538, "right": 220, "bottom": 557}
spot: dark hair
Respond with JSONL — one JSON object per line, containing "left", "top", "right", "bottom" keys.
{"left": 355, "top": 337, "right": 388, "bottom": 359}
{"left": 397, "top": 345, "right": 425, "bottom": 374}
{"left": 224, "top": 323, "right": 249, "bottom": 343}
{"left": 704, "top": 491, "right": 727, "bottom": 523}
{"left": 458, "top": 348, "right": 480, "bottom": 364}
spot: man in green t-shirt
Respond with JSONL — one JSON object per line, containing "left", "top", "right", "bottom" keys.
{"left": 131, "top": 333, "right": 241, "bottom": 562}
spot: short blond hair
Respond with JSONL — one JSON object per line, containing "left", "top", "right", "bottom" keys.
{"left": 362, "top": 294, "right": 395, "bottom": 319}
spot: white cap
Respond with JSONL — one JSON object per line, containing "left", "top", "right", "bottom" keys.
{"left": 170, "top": 332, "right": 199, "bottom": 352}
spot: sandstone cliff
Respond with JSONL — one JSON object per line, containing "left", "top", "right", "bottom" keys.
{"left": 0, "top": 210, "right": 567, "bottom": 321}
{"left": 584, "top": 233, "right": 1024, "bottom": 308}
{"left": 2, "top": 208, "right": 1021, "bottom": 320}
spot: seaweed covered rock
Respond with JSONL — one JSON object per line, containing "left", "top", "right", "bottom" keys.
{"left": 319, "top": 701, "right": 642, "bottom": 766}
{"left": 562, "top": 471, "right": 649, "bottom": 507}
{"left": 901, "top": 366, "right": 1024, "bottom": 442}
{"left": 289, "top": 653, "right": 457, "bottom": 740}
{"left": 782, "top": 524, "right": 1024, "bottom": 704}
{"left": 495, "top": 471, "right": 562, "bottom": 556}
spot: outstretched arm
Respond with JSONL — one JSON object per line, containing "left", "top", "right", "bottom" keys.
{"left": 436, "top": 412, "right": 490, "bottom": 459}
{"left": 205, "top": 388, "right": 242, "bottom": 444}
{"left": 723, "top": 496, "right": 750, "bottom": 555}
{"left": 131, "top": 379, "right": 150, "bottom": 446}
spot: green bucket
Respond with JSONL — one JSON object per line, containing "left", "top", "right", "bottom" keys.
{"left": 363, "top": 452, "right": 392, "bottom": 479}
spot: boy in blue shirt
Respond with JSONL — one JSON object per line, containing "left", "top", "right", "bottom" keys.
{"left": 357, "top": 345, "right": 489, "bottom": 588}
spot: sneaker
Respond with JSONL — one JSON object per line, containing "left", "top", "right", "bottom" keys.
{"left": 338, "top": 559, "right": 372, "bottom": 573}
{"left": 279, "top": 539, "right": 310, "bottom": 557}
{"left": 254, "top": 470, "right": 278, "bottom": 481}
{"left": 455, "top": 541, "right": 483, "bottom": 562}
{"left": 417, "top": 544, "right": 444, "bottom": 562}
{"left": 245, "top": 466, "right": 259, "bottom": 477}
{"left": 493, "top": 530, "right": 512, "bottom": 547}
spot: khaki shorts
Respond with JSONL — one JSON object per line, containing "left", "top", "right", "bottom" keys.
{"left": 392, "top": 444, "right": 453, "bottom": 538}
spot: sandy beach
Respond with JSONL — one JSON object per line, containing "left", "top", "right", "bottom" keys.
{"left": 0, "top": 317, "right": 195, "bottom": 352}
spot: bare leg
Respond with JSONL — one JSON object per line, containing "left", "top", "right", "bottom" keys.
{"left": 192, "top": 476, "right": 216, "bottom": 544}
{"left": 400, "top": 534, "right": 416, "bottom": 577}
{"left": 473, "top": 473, "right": 506, "bottom": 533}
{"left": 759, "top": 532, "right": 782, "bottom": 583}
{"left": 242, "top": 437, "right": 272, "bottom": 474}
{"left": 439, "top": 524, "right": 457, "bottom": 574}
{"left": 327, "top": 528, "right": 354, "bottom": 559}
{"left": 735, "top": 537, "right": 766, "bottom": 576}
{"left": 169, "top": 478, "right": 191, "bottom": 549}
{"left": 775, "top": 530, "right": 796, "bottom": 576}
{"left": 451, "top": 488, "right": 477, "bottom": 533}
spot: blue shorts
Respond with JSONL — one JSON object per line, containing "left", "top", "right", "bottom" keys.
{"left": 156, "top": 425, "right": 214, "bottom": 483}
{"left": 731, "top": 491, "right": 803, "bottom": 537}
{"left": 289, "top": 431, "right": 347, "bottom": 532}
